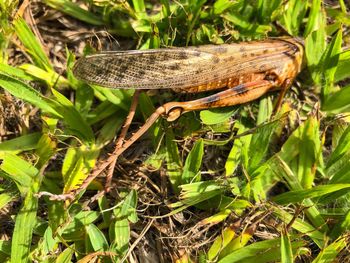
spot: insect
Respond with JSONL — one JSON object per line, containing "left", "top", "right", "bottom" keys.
{"left": 65, "top": 37, "right": 304, "bottom": 200}
{"left": 73, "top": 37, "right": 304, "bottom": 122}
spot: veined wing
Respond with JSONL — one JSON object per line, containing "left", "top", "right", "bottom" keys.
{"left": 73, "top": 48, "right": 227, "bottom": 90}
{"left": 73, "top": 38, "right": 302, "bottom": 91}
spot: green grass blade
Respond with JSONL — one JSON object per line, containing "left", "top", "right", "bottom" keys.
{"left": 112, "top": 190, "right": 138, "bottom": 256}
{"left": 182, "top": 139, "right": 204, "bottom": 184}
{"left": 3, "top": 153, "right": 41, "bottom": 263}
{"left": 281, "top": 229, "right": 293, "bottom": 263}
{"left": 51, "top": 89, "right": 95, "bottom": 144}
{"left": 75, "top": 84, "right": 94, "bottom": 119}
{"left": 272, "top": 205, "right": 325, "bottom": 248}
{"left": 304, "top": 0, "right": 321, "bottom": 37}
{"left": 213, "top": 0, "right": 237, "bottom": 15}
{"left": 55, "top": 246, "right": 74, "bottom": 263}
{"left": 225, "top": 136, "right": 243, "bottom": 176}
{"left": 166, "top": 128, "right": 182, "bottom": 190}
{"left": 0, "top": 153, "right": 39, "bottom": 190}
{"left": 304, "top": 10, "right": 326, "bottom": 84}
{"left": 208, "top": 227, "right": 235, "bottom": 261}
{"left": 43, "top": 0, "right": 104, "bottom": 26}
{"left": 62, "top": 146, "right": 98, "bottom": 193}
{"left": 0, "top": 240, "right": 11, "bottom": 256}
{"left": 13, "top": 18, "right": 52, "bottom": 71}
{"left": 0, "top": 189, "right": 18, "bottom": 210}
{"left": 11, "top": 190, "right": 38, "bottom": 263}
{"left": 0, "top": 133, "right": 41, "bottom": 155}
{"left": 19, "top": 63, "right": 68, "bottom": 87}
{"left": 272, "top": 184, "right": 350, "bottom": 204}
{"left": 132, "top": 0, "right": 146, "bottom": 14}
{"left": 200, "top": 107, "right": 238, "bottom": 125}
{"left": 0, "top": 73, "right": 61, "bottom": 117}
{"left": 297, "top": 116, "right": 320, "bottom": 189}
{"left": 0, "top": 62, "right": 34, "bottom": 81}
{"left": 256, "top": 0, "right": 283, "bottom": 24}
{"left": 218, "top": 238, "right": 305, "bottom": 263}
{"left": 327, "top": 119, "right": 350, "bottom": 168}
{"left": 322, "top": 84, "right": 350, "bottom": 112}
{"left": 311, "top": 237, "right": 347, "bottom": 263}
{"left": 282, "top": 0, "right": 307, "bottom": 36}
{"left": 321, "top": 29, "right": 342, "bottom": 101}
{"left": 335, "top": 50, "right": 350, "bottom": 82}
{"left": 35, "top": 133, "right": 57, "bottom": 168}
{"left": 248, "top": 118, "right": 277, "bottom": 173}
{"left": 86, "top": 224, "right": 109, "bottom": 252}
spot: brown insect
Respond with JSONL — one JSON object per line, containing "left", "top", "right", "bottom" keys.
{"left": 65, "top": 37, "right": 304, "bottom": 200}
{"left": 74, "top": 37, "right": 304, "bottom": 121}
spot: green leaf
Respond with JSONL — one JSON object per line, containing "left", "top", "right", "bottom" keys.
{"left": 304, "top": 0, "right": 322, "bottom": 37}
{"left": 51, "top": 89, "right": 95, "bottom": 144}
{"left": 0, "top": 240, "right": 11, "bottom": 256}
{"left": 335, "top": 50, "right": 350, "bottom": 82}
{"left": 248, "top": 118, "right": 277, "bottom": 173}
{"left": 43, "top": 0, "right": 104, "bottom": 26}
{"left": 13, "top": 18, "right": 52, "bottom": 71}
{"left": 208, "top": 227, "right": 235, "bottom": 261}
{"left": 225, "top": 136, "right": 243, "bottom": 176}
{"left": 19, "top": 63, "right": 68, "bottom": 87}
{"left": 272, "top": 205, "right": 325, "bottom": 248}
{"left": 55, "top": 246, "right": 74, "bottom": 263}
{"left": 62, "top": 146, "right": 98, "bottom": 193}
{"left": 218, "top": 238, "right": 304, "bottom": 263}
{"left": 0, "top": 133, "right": 41, "bottom": 155}
{"left": 171, "top": 180, "right": 225, "bottom": 209}
{"left": 166, "top": 128, "right": 182, "bottom": 189}
{"left": 0, "top": 73, "right": 61, "bottom": 117}
{"left": 0, "top": 189, "right": 18, "bottom": 210}
{"left": 35, "top": 133, "right": 57, "bottom": 168}
{"left": 200, "top": 107, "right": 238, "bottom": 125}
{"left": 75, "top": 84, "right": 94, "bottom": 119}
{"left": 132, "top": 0, "right": 146, "bottom": 14}
{"left": 112, "top": 190, "right": 138, "bottom": 255}
{"left": 273, "top": 184, "right": 350, "bottom": 204}
{"left": 11, "top": 189, "right": 39, "bottom": 263}
{"left": 296, "top": 116, "right": 320, "bottom": 189}
{"left": 0, "top": 153, "right": 38, "bottom": 191}
{"left": 182, "top": 139, "right": 204, "bottom": 183}
{"left": 86, "top": 224, "right": 109, "bottom": 252}
{"left": 311, "top": 237, "right": 347, "bottom": 263}
{"left": 321, "top": 29, "right": 343, "bottom": 101}
{"left": 304, "top": 11, "right": 326, "bottom": 84}
{"left": 282, "top": 0, "right": 307, "bottom": 36}
{"left": 257, "top": 0, "right": 283, "bottom": 24}
{"left": 0, "top": 62, "right": 34, "bottom": 81}
{"left": 213, "top": 0, "right": 237, "bottom": 15}
{"left": 112, "top": 219, "right": 129, "bottom": 256}
{"left": 327, "top": 123, "right": 350, "bottom": 169}
{"left": 281, "top": 229, "right": 293, "bottom": 263}
{"left": 322, "top": 84, "right": 350, "bottom": 112}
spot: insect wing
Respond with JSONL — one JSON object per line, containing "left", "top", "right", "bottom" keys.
{"left": 73, "top": 38, "right": 302, "bottom": 91}
{"left": 73, "top": 48, "right": 224, "bottom": 90}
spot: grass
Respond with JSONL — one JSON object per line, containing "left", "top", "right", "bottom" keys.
{"left": 0, "top": 0, "right": 350, "bottom": 262}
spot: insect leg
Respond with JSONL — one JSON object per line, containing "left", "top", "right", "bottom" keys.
{"left": 105, "top": 90, "right": 142, "bottom": 192}
{"left": 272, "top": 78, "right": 292, "bottom": 116}
{"left": 163, "top": 80, "right": 274, "bottom": 121}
